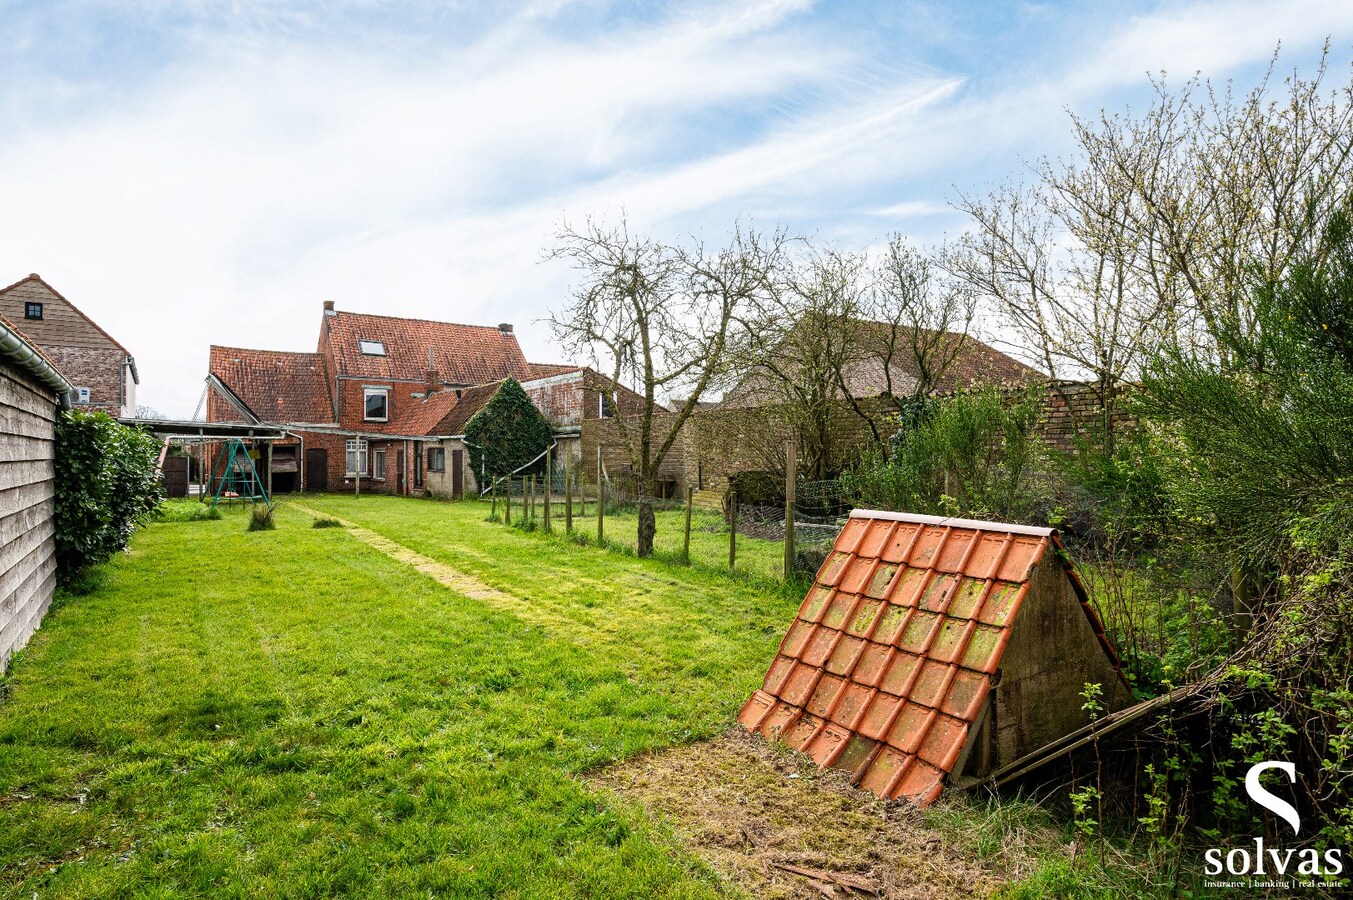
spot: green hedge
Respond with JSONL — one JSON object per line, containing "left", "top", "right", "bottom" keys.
{"left": 463, "top": 379, "right": 553, "bottom": 479}
{"left": 54, "top": 409, "right": 164, "bottom": 584}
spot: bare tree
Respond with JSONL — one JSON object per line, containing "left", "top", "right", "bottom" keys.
{"left": 548, "top": 216, "right": 786, "bottom": 556}
{"left": 731, "top": 237, "right": 983, "bottom": 473}
{"left": 731, "top": 246, "right": 870, "bottom": 479}
{"left": 868, "top": 235, "right": 979, "bottom": 401}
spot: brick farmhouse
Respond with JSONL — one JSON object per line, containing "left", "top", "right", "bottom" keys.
{"left": 0, "top": 275, "right": 139, "bottom": 418}
{"left": 206, "top": 302, "right": 633, "bottom": 497}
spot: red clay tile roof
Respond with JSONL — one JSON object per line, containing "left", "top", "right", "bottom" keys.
{"left": 209, "top": 346, "right": 334, "bottom": 424}
{"left": 324, "top": 311, "right": 530, "bottom": 386}
{"left": 430, "top": 381, "right": 503, "bottom": 436}
{"left": 727, "top": 322, "right": 1041, "bottom": 407}
{"left": 385, "top": 389, "right": 463, "bottom": 436}
{"left": 738, "top": 509, "right": 1119, "bottom": 807}
{"left": 524, "top": 362, "right": 582, "bottom": 380}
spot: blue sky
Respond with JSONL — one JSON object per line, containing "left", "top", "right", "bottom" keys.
{"left": 2, "top": 0, "right": 1349, "bottom": 415}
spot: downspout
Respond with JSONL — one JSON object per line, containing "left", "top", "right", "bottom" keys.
{"left": 0, "top": 317, "right": 73, "bottom": 409}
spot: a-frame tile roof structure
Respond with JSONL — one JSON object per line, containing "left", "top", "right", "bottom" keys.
{"left": 739, "top": 509, "right": 1127, "bottom": 807}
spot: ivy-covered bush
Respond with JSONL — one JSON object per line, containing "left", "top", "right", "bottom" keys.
{"left": 463, "top": 379, "right": 553, "bottom": 479}
{"left": 54, "top": 409, "right": 164, "bottom": 584}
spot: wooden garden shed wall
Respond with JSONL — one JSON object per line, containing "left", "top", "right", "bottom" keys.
{"left": 0, "top": 356, "right": 61, "bottom": 672}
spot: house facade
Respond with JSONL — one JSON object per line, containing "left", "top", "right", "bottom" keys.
{"left": 0, "top": 274, "right": 138, "bottom": 418}
{"left": 207, "top": 302, "right": 592, "bottom": 497}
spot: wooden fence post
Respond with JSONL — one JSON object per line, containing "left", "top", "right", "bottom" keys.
{"left": 683, "top": 485, "right": 693, "bottom": 565}
{"left": 491, "top": 480, "right": 497, "bottom": 520}
{"left": 505, "top": 478, "right": 512, "bottom": 525}
{"left": 564, "top": 451, "right": 573, "bottom": 533}
{"left": 543, "top": 447, "right": 552, "bottom": 532}
{"left": 784, "top": 439, "right": 797, "bottom": 581}
{"left": 729, "top": 489, "right": 738, "bottom": 570}
{"left": 596, "top": 445, "right": 604, "bottom": 543}
{"left": 529, "top": 474, "right": 536, "bottom": 523}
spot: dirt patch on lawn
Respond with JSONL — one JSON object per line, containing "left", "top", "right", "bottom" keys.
{"left": 591, "top": 729, "right": 1045, "bottom": 899}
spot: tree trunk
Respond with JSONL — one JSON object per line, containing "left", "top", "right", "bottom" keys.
{"left": 637, "top": 478, "right": 657, "bottom": 557}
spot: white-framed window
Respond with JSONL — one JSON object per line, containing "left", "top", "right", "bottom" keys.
{"left": 358, "top": 340, "right": 386, "bottom": 356}
{"left": 373, "top": 448, "right": 386, "bottom": 480}
{"left": 599, "top": 392, "right": 615, "bottom": 418}
{"left": 364, "top": 388, "right": 389, "bottom": 422}
{"left": 345, "top": 439, "right": 368, "bottom": 477}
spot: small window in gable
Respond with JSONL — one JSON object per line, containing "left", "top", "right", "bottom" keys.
{"left": 364, "top": 388, "right": 389, "bottom": 422}
{"left": 599, "top": 392, "right": 615, "bottom": 418}
{"left": 24, "top": 302, "right": 43, "bottom": 320}
{"left": 359, "top": 340, "right": 386, "bottom": 356}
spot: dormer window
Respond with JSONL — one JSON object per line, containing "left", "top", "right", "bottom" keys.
{"left": 364, "top": 388, "right": 389, "bottom": 422}
{"left": 24, "top": 302, "right": 42, "bottom": 320}
{"left": 359, "top": 340, "right": 386, "bottom": 356}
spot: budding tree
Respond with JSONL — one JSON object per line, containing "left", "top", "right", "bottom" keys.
{"left": 548, "top": 216, "right": 786, "bottom": 556}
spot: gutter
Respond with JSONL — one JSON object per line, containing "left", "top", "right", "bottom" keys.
{"left": 0, "top": 317, "right": 73, "bottom": 409}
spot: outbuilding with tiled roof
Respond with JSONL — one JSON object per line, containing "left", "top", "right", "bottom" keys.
{"left": 739, "top": 509, "right": 1131, "bottom": 806}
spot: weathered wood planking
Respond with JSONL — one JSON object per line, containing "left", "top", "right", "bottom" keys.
{"left": 0, "top": 359, "right": 59, "bottom": 673}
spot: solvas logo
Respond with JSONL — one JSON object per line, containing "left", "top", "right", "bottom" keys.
{"left": 1203, "top": 761, "right": 1345, "bottom": 889}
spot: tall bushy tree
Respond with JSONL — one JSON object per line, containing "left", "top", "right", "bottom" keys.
{"left": 463, "top": 379, "right": 553, "bottom": 480}
{"left": 54, "top": 410, "right": 163, "bottom": 584}
{"left": 1139, "top": 206, "right": 1353, "bottom": 845}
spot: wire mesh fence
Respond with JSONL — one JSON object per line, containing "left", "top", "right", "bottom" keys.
{"left": 483, "top": 466, "right": 853, "bottom": 583}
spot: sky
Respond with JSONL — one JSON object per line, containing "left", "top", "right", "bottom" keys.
{"left": 2, "top": 0, "right": 1350, "bottom": 416}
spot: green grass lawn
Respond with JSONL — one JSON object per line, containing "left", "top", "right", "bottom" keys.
{"left": 0, "top": 497, "right": 802, "bottom": 899}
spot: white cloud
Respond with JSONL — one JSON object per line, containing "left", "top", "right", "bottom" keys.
{"left": 0, "top": 0, "right": 1348, "bottom": 414}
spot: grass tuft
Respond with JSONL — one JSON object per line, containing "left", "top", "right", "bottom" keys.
{"left": 247, "top": 504, "right": 277, "bottom": 531}
{"left": 311, "top": 517, "right": 344, "bottom": 529}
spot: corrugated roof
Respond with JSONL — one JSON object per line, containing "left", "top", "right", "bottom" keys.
{"left": 324, "top": 311, "right": 530, "bottom": 386}
{"left": 738, "top": 509, "right": 1117, "bottom": 807}
{"left": 208, "top": 346, "right": 334, "bottom": 424}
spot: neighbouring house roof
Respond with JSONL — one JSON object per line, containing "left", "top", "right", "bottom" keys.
{"left": 727, "top": 321, "right": 1041, "bottom": 407}
{"left": 208, "top": 346, "right": 334, "bottom": 424}
{"left": 323, "top": 311, "right": 530, "bottom": 386}
{"left": 524, "top": 362, "right": 582, "bottom": 380}
{"left": 738, "top": 509, "right": 1123, "bottom": 807}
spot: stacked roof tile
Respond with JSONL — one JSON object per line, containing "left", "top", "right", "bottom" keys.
{"left": 324, "top": 311, "right": 530, "bottom": 386}
{"left": 738, "top": 509, "right": 1120, "bottom": 806}
{"left": 207, "top": 347, "right": 333, "bottom": 424}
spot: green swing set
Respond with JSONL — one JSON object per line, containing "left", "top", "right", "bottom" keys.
{"left": 207, "top": 439, "right": 272, "bottom": 508}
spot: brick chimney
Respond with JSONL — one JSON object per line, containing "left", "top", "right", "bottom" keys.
{"left": 425, "top": 347, "right": 438, "bottom": 395}
{"left": 323, "top": 300, "right": 336, "bottom": 316}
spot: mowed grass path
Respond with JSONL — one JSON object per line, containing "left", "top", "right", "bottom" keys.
{"left": 0, "top": 498, "right": 800, "bottom": 898}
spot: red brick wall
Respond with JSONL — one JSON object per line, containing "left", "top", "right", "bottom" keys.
{"left": 45, "top": 346, "right": 132, "bottom": 417}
